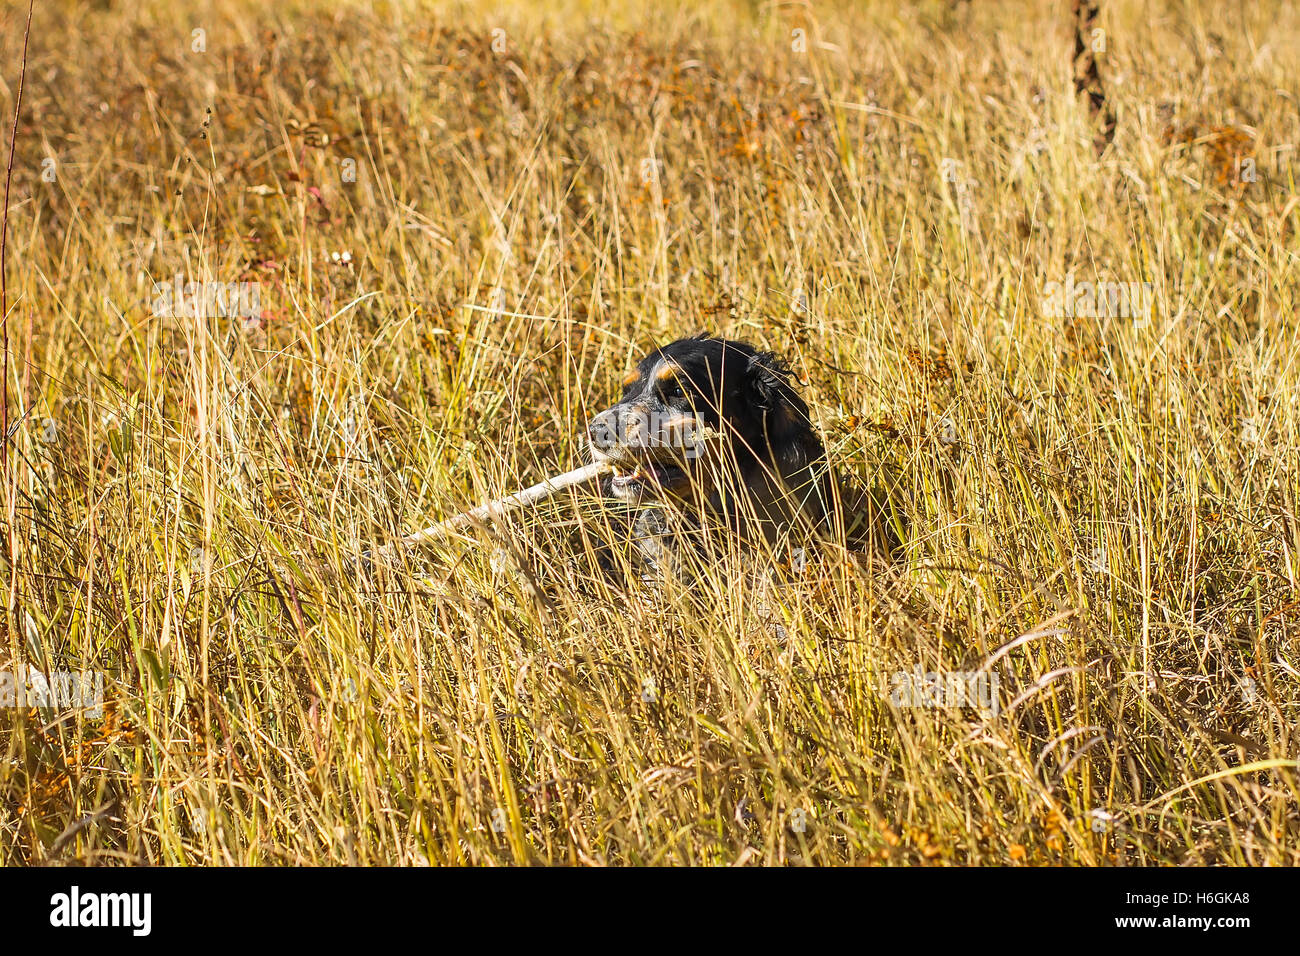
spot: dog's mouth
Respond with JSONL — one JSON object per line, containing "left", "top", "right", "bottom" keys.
{"left": 589, "top": 415, "right": 723, "bottom": 502}
{"left": 591, "top": 444, "right": 698, "bottom": 501}
{"left": 607, "top": 458, "right": 690, "bottom": 497}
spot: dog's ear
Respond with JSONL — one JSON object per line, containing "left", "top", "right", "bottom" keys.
{"left": 743, "top": 349, "right": 824, "bottom": 476}
{"left": 744, "top": 351, "right": 797, "bottom": 411}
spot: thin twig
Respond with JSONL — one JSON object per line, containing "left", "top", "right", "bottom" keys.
{"left": 1, "top": 0, "right": 37, "bottom": 636}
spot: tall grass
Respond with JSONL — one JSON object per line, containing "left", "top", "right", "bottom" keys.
{"left": 0, "top": 0, "right": 1296, "bottom": 865}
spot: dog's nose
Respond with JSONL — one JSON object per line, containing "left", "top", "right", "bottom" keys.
{"left": 588, "top": 408, "right": 620, "bottom": 452}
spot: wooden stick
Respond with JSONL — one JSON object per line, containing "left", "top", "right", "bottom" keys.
{"left": 365, "top": 424, "right": 725, "bottom": 567}
{"left": 370, "top": 460, "right": 610, "bottom": 562}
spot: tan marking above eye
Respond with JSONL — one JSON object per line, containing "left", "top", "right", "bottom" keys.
{"left": 654, "top": 363, "right": 681, "bottom": 382}
{"left": 622, "top": 369, "right": 641, "bottom": 387}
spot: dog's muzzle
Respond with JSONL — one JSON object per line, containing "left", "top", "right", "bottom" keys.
{"left": 588, "top": 405, "right": 704, "bottom": 502}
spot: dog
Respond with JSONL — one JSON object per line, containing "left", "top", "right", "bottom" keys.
{"left": 586, "top": 335, "right": 895, "bottom": 579}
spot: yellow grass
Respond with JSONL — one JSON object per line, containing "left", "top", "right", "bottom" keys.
{"left": 0, "top": 0, "right": 1297, "bottom": 865}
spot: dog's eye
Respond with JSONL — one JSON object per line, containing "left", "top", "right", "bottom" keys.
{"left": 661, "top": 382, "right": 685, "bottom": 400}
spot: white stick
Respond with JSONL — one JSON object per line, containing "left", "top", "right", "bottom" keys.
{"left": 372, "top": 460, "right": 610, "bottom": 560}
{"left": 366, "top": 425, "right": 725, "bottom": 566}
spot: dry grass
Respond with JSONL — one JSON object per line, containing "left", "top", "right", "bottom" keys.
{"left": 0, "top": 0, "right": 1297, "bottom": 865}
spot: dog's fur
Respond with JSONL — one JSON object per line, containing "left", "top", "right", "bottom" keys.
{"left": 586, "top": 336, "right": 894, "bottom": 577}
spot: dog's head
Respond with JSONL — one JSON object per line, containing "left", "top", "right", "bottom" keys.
{"left": 587, "top": 336, "right": 831, "bottom": 535}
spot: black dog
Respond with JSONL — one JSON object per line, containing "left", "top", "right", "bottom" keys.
{"left": 586, "top": 336, "right": 893, "bottom": 576}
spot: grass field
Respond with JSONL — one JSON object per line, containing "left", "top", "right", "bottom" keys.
{"left": 0, "top": 0, "right": 1297, "bottom": 865}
